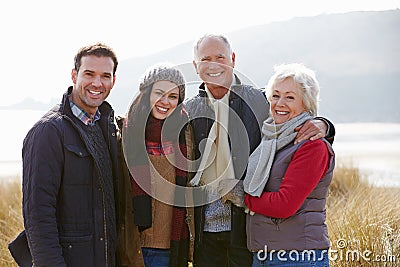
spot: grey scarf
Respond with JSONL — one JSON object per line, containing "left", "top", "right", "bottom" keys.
{"left": 243, "top": 112, "right": 313, "bottom": 197}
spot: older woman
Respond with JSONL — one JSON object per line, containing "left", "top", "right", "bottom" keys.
{"left": 243, "top": 63, "right": 335, "bottom": 267}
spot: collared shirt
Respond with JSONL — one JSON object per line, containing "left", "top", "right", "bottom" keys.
{"left": 69, "top": 100, "right": 101, "bottom": 126}
{"left": 204, "top": 74, "right": 235, "bottom": 105}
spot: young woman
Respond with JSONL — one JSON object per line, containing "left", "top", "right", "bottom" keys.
{"left": 117, "top": 64, "right": 194, "bottom": 267}
{"left": 243, "top": 63, "right": 335, "bottom": 267}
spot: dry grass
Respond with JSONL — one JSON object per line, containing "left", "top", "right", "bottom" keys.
{"left": 327, "top": 162, "right": 400, "bottom": 266}
{"left": 1, "top": 164, "right": 399, "bottom": 266}
{"left": 0, "top": 179, "right": 23, "bottom": 267}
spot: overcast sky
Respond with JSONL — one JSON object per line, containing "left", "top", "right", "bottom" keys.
{"left": 1, "top": 0, "right": 399, "bottom": 106}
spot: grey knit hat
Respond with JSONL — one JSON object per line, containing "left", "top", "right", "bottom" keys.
{"left": 139, "top": 64, "right": 186, "bottom": 102}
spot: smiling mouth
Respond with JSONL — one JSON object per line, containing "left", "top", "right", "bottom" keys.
{"left": 156, "top": 106, "right": 168, "bottom": 113}
{"left": 207, "top": 72, "right": 223, "bottom": 77}
{"left": 89, "top": 90, "right": 102, "bottom": 96}
{"left": 276, "top": 111, "right": 289, "bottom": 115}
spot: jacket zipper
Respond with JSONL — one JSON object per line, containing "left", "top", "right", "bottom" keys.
{"left": 185, "top": 212, "right": 194, "bottom": 241}
{"left": 101, "top": 184, "right": 108, "bottom": 266}
{"left": 99, "top": 113, "right": 116, "bottom": 267}
{"left": 102, "top": 114, "right": 114, "bottom": 267}
{"left": 272, "top": 218, "right": 281, "bottom": 231}
{"left": 198, "top": 109, "right": 208, "bottom": 244}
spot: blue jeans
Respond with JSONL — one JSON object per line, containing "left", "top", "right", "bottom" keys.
{"left": 252, "top": 249, "right": 330, "bottom": 267}
{"left": 141, "top": 248, "right": 170, "bottom": 267}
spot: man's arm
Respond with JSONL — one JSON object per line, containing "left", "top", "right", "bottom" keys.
{"left": 315, "top": 116, "right": 335, "bottom": 144}
{"left": 294, "top": 117, "right": 335, "bottom": 144}
{"left": 22, "top": 122, "right": 67, "bottom": 267}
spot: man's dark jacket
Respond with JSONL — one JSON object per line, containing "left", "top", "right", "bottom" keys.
{"left": 21, "top": 87, "right": 119, "bottom": 267}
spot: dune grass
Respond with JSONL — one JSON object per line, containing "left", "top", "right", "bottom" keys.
{"left": 0, "top": 179, "right": 23, "bottom": 267}
{"left": 1, "top": 164, "right": 399, "bottom": 266}
{"left": 327, "top": 162, "right": 400, "bottom": 266}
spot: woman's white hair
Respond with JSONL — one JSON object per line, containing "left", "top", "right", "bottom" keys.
{"left": 266, "top": 63, "right": 320, "bottom": 116}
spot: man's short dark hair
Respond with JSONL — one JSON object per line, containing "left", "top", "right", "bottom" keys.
{"left": 74, "top": 43, "right": 118, "bottom": 75}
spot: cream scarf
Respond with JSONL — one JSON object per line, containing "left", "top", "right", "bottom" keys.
{"left": 189, "top": 87, "right": 235, "bottom": 193}
{"left": 243, "top": 112, "right": 313, "bottom": 197}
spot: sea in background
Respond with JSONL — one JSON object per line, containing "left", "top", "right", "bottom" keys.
{"left": 333, "top": 122, "right": 400, "bottom": 187}
{"left": 1, "top": 109, "right": 400, "bottom": 187}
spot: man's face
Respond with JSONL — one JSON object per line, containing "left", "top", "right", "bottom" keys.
{"left": 71, "top": 55, "right": 116, "bottom": 115}
{"left": 193, "top": 37, "right": 235, "bottom": 91}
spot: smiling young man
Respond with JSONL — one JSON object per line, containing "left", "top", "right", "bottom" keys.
{"left": 70, "top": 53, "right": 116, "bottom": 116}
{"left": 19, "top": 43, "right": 120, "bottom": 267}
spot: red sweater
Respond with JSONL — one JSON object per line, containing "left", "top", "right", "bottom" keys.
{"left": 244, "top": 140, "right": 330, "bottom": 219}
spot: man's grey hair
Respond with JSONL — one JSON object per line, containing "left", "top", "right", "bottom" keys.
{"left": 193, "top": 34, "right": 233, "bottom": 60}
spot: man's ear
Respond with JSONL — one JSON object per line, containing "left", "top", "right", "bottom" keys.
{"left": 231, "top": 52, "right": 236, "bottom": 67}
{"left": 193, "top": 60, "right": 198, "bottom": 74}
{"left": 111, "top": 75, "right": 116, "bottom": 88}
{"left": 71, "top": 69, "right": 77, "bottom": 84}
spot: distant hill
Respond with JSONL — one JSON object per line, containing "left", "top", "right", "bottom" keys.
{"left": 109, "top": 9, "right": 400, "bottom": 123}
{"left": 0, "top": 97, "right": 56, "bottom": 111}
{"left": 4, "top": 10, "right": 400, "bottom": 123}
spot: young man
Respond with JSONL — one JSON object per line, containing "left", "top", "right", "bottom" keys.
{"left": 21, "top": 43, "right": 119, "bottom": 266}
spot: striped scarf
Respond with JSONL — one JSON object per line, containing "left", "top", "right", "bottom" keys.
{"left": 129, "top": 115, "right": 190, "bottom": 267}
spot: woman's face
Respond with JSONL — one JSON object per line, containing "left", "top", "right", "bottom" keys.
{"left": 149, "top": 80, "right": 180, "bottom": 120}
{"left": 270, "top": 77, "right": 306, "bottom": 124}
